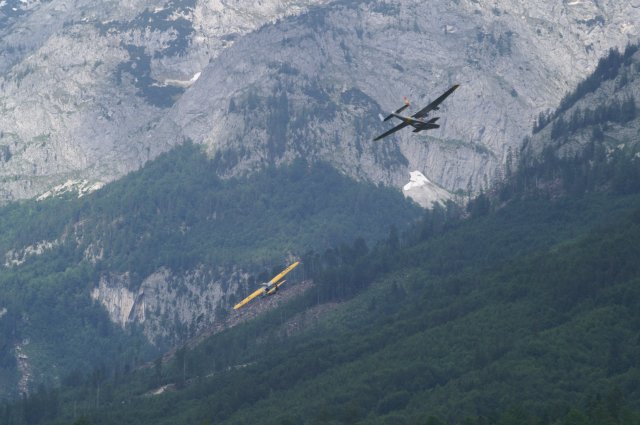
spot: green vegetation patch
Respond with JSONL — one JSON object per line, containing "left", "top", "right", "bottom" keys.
{"left": 18, "top": 190, "right": 640, "bottom": 425}
{"left": 0, "top": 141, "right": 422, "bottom": 399}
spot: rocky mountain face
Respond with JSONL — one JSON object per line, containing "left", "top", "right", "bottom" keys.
{"left": 91, "top": 267, "right": 247, "bottom": 346}
{"left": 0, "top": 0, "right": 638, "bottom": 202}
{"left": 524, "top": 45, "right": 640, "bottom": 162}
{"left": 0, "top": 0, "right": 329, "bottom": 202}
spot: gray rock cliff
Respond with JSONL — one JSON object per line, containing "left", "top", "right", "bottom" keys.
{"left": 0, "top": 0, "right": 638, "bottom": 200}
{"left": 161, "top": 0, "right": 639, "bottom": 195}
{"left": 91, "top": 267, "right": 247, "bottom": 347}
{"left": 0, "top": 0, "right": 329, "bottom": 201}
{"left": 524, "top": 47, "right": 640, "bottom": 163}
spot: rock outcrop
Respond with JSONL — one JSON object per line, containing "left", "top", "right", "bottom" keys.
{"left": 91, "top": 267, "right": 247, "bottom": 347}
{"left": 0, "top": 0, "right": 329, "bottom": 201}
{"left": 0, "top": 1, "right": 638, "bottom": 201}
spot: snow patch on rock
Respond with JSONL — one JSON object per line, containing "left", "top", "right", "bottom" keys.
{"left": 160, "top": 72, "right": 202, "bottom": 88}
{"left": 402, "top": 171, "right": 452, "bottom": 209}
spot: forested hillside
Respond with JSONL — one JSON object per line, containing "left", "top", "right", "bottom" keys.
{"left": 512, "top": 43, "right": 640, "bottom": 200}
{"left": 0, "top": 142, "right": 422, "bottom": 399}
{"left": 4, "top": 43, "right": 637, "bottom": 425}
{"left": 9, "top": 182, "right": 639, "bottom": 425}
{"left": 0, "top": 142, "right": 421, "bottom": 275}
{"left": 4, "top": 39, "right": 640, "bottom": 425}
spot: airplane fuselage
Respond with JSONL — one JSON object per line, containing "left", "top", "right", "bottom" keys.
{"left": 232, "top": 261, "right": 299, "bottom": 310}
{"left": 390, "top": 112, "right": 440, "bottom": 132}
{"left": 372, "top": 84, "right": 458, "bottom": 141}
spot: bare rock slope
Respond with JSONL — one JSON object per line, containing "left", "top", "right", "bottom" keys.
{"left": 0, "top": 0, "right": 638, "bottom": 199}
{"left": 0, "top": 0, "right": 329, "bottom": 201}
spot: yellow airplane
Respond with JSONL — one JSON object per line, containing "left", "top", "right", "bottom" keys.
{"left": 233, "top": 261, "right": 300, "bottom": 310}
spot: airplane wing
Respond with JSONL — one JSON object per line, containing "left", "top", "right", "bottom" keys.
{"left": 372, "top": 121, "right": 410, "bottom": 141}
{"left": 413, "top": 84, "right": 459, "bottom": 119}
{"left": 233, "top": 287, "right": 265, "bottom": 310}
{"left": 267, "top": 261, "right": 300, "bottom": 285}
{"left": 233, "top": 261, "right": 300, "bottom": 310}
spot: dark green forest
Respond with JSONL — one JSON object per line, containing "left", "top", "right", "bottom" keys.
{"left": 6, "top": 102, "right": 640, "bottom": 423}
{"left": 7, "top": 172, "right": 640, "bottom": 425}
{"left": 0, "top": 142, "right": 421, "bottom": 277}
{"left": 492, "top": 43, "right": 640, "bottom": 207}
{"left": 0, "top": 143, "right": 422, "bottom": 399}
{"left": 3, "top": 41, "right": 640, "bottom": 425}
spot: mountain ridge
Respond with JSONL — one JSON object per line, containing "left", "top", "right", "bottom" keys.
{"left": 0, "top": 0, "right": 639, "bottom": 201}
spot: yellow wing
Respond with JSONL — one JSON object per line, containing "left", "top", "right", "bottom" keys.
{"left": 267, "top": 261, "right": 300, "bottom": 285}
{"left": 233, "top": 287, "right": 265, "bottom": 310}
{"left": 233, "top": 261, "right": 300, "bottom": 310}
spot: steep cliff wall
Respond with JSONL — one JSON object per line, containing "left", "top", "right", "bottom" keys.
{"left": 0, "top": 0, "right": 329, "bottom": 201}
{"left": 91, "top": 267, "right": 247, "bottom": 347}
{"left": 0, "top": 1, "right": 638, "bottom": 201}
{"left": 161, "top": 0, "right": 640, "bottom": 194}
